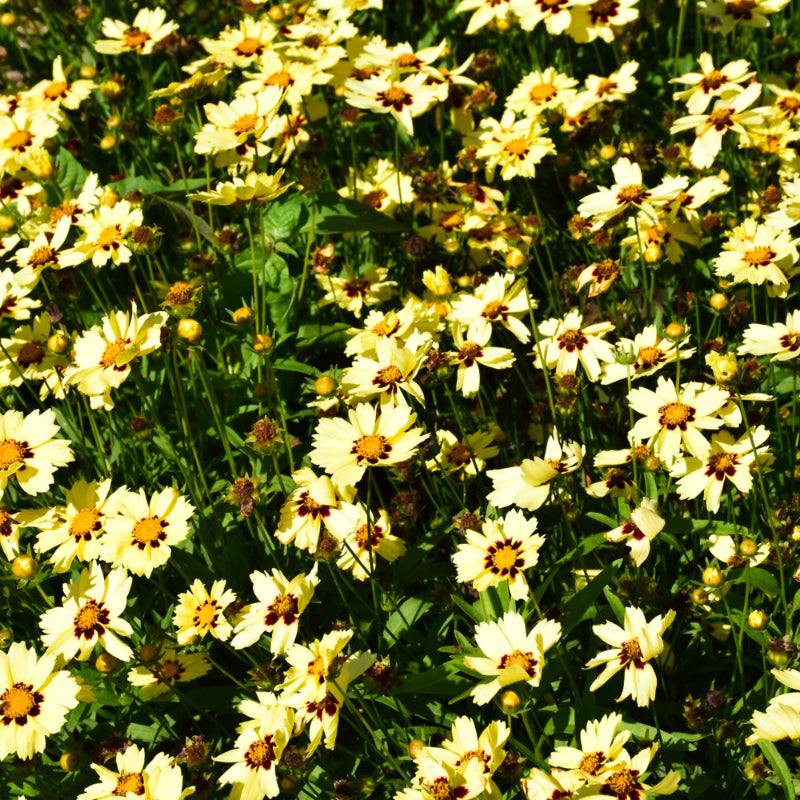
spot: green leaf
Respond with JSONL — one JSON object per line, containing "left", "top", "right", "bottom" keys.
{"left": 450, "top": 594, "right": 482, "bottom": 623}
{"left": 729, "top": 568, "right": 779, "bottom": 599}
{"left": 563, "top": 563, "right": 618, "bottom": 636}
{"left": 261, "top": 194, "right": 307, "bottom": 240}
{"left": 384, "top": 597, "right": 433, "bottom": 646}
{"left": 603, "top": 586, "right": 626, "bottom": 626}
{"left": 271, "top": 357, "right": 317, "bottom": 376}
{"left": 397, "top": 664, "right": 466, "bottom": 695}
{"left": 306, "top": 192, "right": 408, "bottom": 234}
{"left": 56, "top": 147, "right": 89, "bottom": 194}
{"left": 758, "top": 740, "right": 796, "bottom": 800}
{"left": 586, "top": 512, "right": 618, "bottom": 528}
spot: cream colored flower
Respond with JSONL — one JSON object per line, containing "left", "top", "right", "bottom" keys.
{"left": 738, "top": 310, "right": 800, "bottom": 361}
{"left": 605, "top": 498, "right": 665, "bottom": 567}
{"left": 535, "top": 310, "right": 615, "bottom": 382}
{"left": 449, "top": 322, "right": 515, "bottom": 399}
{"left": 173, "top": 579, "right": 236, "bottom": 645}
{"left": 475, "top": 110, "right": 556, "bottom": 182}
{"left": 671, "top": 53, "right": 754, "bottom": 114}
{"left": 94, "top": 7, "right": 179, "bottom": 55}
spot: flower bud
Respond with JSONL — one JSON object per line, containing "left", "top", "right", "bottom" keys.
{"left": 11, "top": 555, "right": 37, "bottom": 578}
{"left": 177, "top": 318, "right": 202, "bottom": 343}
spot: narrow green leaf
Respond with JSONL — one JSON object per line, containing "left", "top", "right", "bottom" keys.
{"left": 758, "top": 740, "right": 796, "bottom": 799}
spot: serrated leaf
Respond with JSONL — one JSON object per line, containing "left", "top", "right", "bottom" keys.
{"left": 261, "top": 194, "right": 307, "bottom": 240}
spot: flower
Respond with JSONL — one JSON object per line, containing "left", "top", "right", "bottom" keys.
{"left": 0, "top": 109, "right": 59, "bottom": 173}
{"left": 585, "top": 60, "right": 639, "bottom": 104}
{"left": 566, "top": 0, "right": 641, "bottom": 43}
{"left": 0, "top": 408, "right": 73, "bottom": 497}
{"left": 450, "top": 273, "right": 533, "bottom": 344}
{"left": 604, "top": 498, "right": 665, "bottom": 567}
{"left": 510, "top": 0, "right": 587, "bottom": 35}
{"left": 534, "top": 311, "right": 615, "bottom": 383}
{"left": 449, "top": 322, "right": 516, "bottom": 399}
{"left": 425, "top": 428, "right": 500, "bottom": 477}
{"left": 747, "top": 668, "right": 800, "bottom": 745}
{"left": 127, "top": 648, "right": 211, "bottom": 699}
{"left": 94, "top": 7, "right": 179, "bottom": 55}
{"left": 201, "top": 16, "right": 278, "bottom": 67}
{"left": 33, "top": 479, "right": 126, "bottom": 572}
{"left": 707, "top": 533, "right": 771, "bottom": 568}
{"left": 338, "top": 157, "right": 414, "bottom": 216}
{"left": 22, "top": 55, "right": 95, "bottom": 113}
{"left": 697, "top": 0, "right": 790, "bottom": 35}
{"left": 463, "top": 610, "right": 562, "bottom": 705}
{"left": 712, "top": 218, "right": 799, "bottom": 298}
{"left": 455, "top": 0, "right": 514, "bottom": 35}
{"left": 0, "top": 641, "right": 81, "bottom": 760}
{"left": 0, "top": 267, "right": 41, "bottom": 322}
{"left": 452, "top": 509, "right": 545, "bottom": 600}
{"left": 173, "top": 579, "right": 237, "bottom": 645}
{"left": 231, "top": 565, "right": 319, "bottom": 654}
{"left": 343, "top": 72, "right": 443, "bottom": 136}
{"left": 397, "top": 757, "right": 487, "bottom": 800}
{"left": 63, "top": 304, "right": 168, "bottom": 410}
{"left": 0, "top": 504, "right": 49, "bottom": 562}
{"left": 487, "top": 433, "right": 584, "bottom": 511}
{"left": 738, "top": 310, "right": 800, "bottom": 360}
{"left": 39, "top": 562, "right": 133, "bottom": 663}
{"left": 77, "top": 744, "right": 172, "bottom": 800}
{"left": 424, "top": 718, "right": 509, "bottom": 800}
{"left": 309, "top": 402, "right": 428, "bottom": 487}
{"left": 671, "top": 426, "right": 771, "bottom": 513}
{"left": 188, "top": 170, "right": 290, "bottom": 205}
{"left": 601, "top": 324, "right": 695, "bottom": 385}
{"left": 275, "top": 467, "right": 353, "bottom": 553}
{"left": 215, "top": 705, "right": 294, "bottom": 800}
{"left": 586, "top": 606, "right": 676, "bottom": 707}
{"left": 522, "top": 768, "right": 586, "bottom": 800}
{"left": 475, "top": 110, "right": 556, "bottom": 181}
{"left": 13, "top": 216, "right": 83, "bottom": 272}
{"left": 316, "top": 265, "right": 398, "bottom": 318}
{"left": 627, "top": 376, "right": 729, "bottom": 464}
{"left": 548, "top": 712, "right": 631, "bottom": 783}
{"left": 587, "top": 745, "right": 681, "bottom": 799}
{"left": 100, "top": 487, "right": 194, "bottom": 577}
{"left": 670, "top": 82, "right": 764, "bottom": 170}
{"left": 670, "top": 53, "right": 754, "bottom": 114}
{"left": 577, "top": 158, "right": 688, "bottom": 230}
{"left": 505, "top": 68, "right": 579, "bottom": 117}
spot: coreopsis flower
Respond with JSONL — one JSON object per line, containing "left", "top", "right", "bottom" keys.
{"left": 566, "top": 0, "right": 640, "bottom": 43}
{"left": 94, "top": 7, "right": 179, "bottom": 55}
{"left": 586, "top": 606, "right": 676, "bottom": 707}
{"left": 33, "top": 479, "right": 127, "bottom": 573}
{"left": 738, "top": 310, "right": 800, "bottom": 360}
{"left": 39, "top": 562, "right": 133, "bottom": 662}
{"left": 341, "top": 337, "right": 427, "bottom": 407}
{"left": 577, "top": 157, "right": 688, "bottom": 230}
{"left": 194, "top": 88, "right": 284, "bottom": 155}
{"left": 601, "top": 324, "right": 695, "bottom": 384}
{"left": 316, "top": 265, "right": 398, "bottom": 318}
{"left": 139, "top": 763, "right": 195, "bottom": 800}
{"left": 627, "top": 376, "right": 729, "bottom": 463}
{"left": 585, "top": 61, "right": 639, "bottom": 104}
{"left": 100, "top": 487, "right": 194, "bottom": 577}
{"left": 712, "top": 218, "right": 799, "bottom": 298}
{"left": 449, "top": 322, "right": 515, "bottom": 399}
{"left": 346, "top": 299, "right": 440, "bottom": 357}
{"left": 200, "top": 16, "right": 278, "bottom": 68}
{"left": 475, "top": 110, "right": 556, "bottom": 181}
{"left": 127, "top": 648, "right": 211, "bottom": 699}
{"left": 77, "top": 744, "right": 172, "bottom": 800}
{"left": 487, "top": 433, "right": 584, "bottom": 511}
{"left": 0, "top": 109, "right": 59, "bottom": 173}
{"left": 453, "top": 509, "right": 545, "bottom": 600}
{"left": 665, "top": 174, "right": 730, "bottom": 227}
{"left": 425, "top": 718, "right": 509, "bottom": 800}
{"left": 238, "top": 51, "right": 330, "bottom": 106}
{"left": 670, "top": 53, "right": 754, "bottom": 114}
{"left": 425, "top": 428, "right": 499, "bottom": 477}
{"left": 338, "top": 157, "right": 414, "bottom": 215}
{"left": 450, "top": 273, "right": 533, "bottom": 344}
{"left": 13, "top": 217, "right": 82, "bottom": 274}
{"left": 396, "top": 757, "right": 487, "bottom": 800}
{"left": 343, "top": 72, "right": 443, "bottom": 136}
{"left": 576, "top": 258, "right": 621, "bottom": 297}
{"left": 282, "top": 648, "right": 374, "bottom": 755}
{"left": 464, "top": 610, "right": 562, "bottom": 705}
{"left": 697, "top": 0, "right": 790, "bottom": 35}
{"left": 231, "top": 565, "right": 319, "bottom": 653}
{"left": 325, "top": 502, "right": 406, "bottom": 580}
{"left": 506, "top": 68, "right": 579, "bottom": 117}
{"left": 548, "top": 712, "right": 632, "bottom": 784}
{"left": 188, "top": 170, "right": 290, "bottom": 205}
{"left": 510, "top": 0, "right": 589, "bottom": 34}
{"left": 522, "top": 769, "right": 586, "bottom": 800}
{"left": 21, "top": 55, "right": 95, "bottom": 113}
{"left": 215, "top": 704, "right": 294, "bottom": 800}
{"left": 63, "top": 304, "right": 168, "bottom": 411}
{"left": 309, "top": 402, "right": 428, "bottom": 487}
{"left": 0, "top": 267, "right": 41, "bottom": 322}
{"left": 0, "top": 505, "right": 49, "bottom": 561}
{"left": 590, "top": 745, "right": 681, "bottom": 799}
{"left": 0, "top": 641, "right": 81, "bottom": 760}
{"left": 534, "top": 311, "right": 615, "bottom": 382}
{"left": 71, "top": 200, "right": 144, "bottom": 268}
{"left": 275, "top": 467, "right": 354, "bottom": 553}
{"left": 455, "top": 0, "right": 514, "bottom": 34}
{"left": 275, "top": 17, "right": 354, "bottom": 68}
{"left": 670, "top": 82, "right": 764, "bottom": 170}
{"left": 172, "top": 579, "right": 237, "bottom": 645}
{"left": 605, "top": 498, "right": 665, "bottom": 567}
{"left": 707, "top": 533, "right": 771, "bottom": 568}
{"left": 0, "top": 313, "right": 68, "bottom": 398}
{"left": 277, "top": 628, "right": 374, "bottom": 702}
{"left": 671, "top": 426, "right": 771, "bottom": 513}
{"left": 0, "top": 407, "right": 73, "bottom": 497}
{"left": 747, "top": 669, "right": 800, "bottom": 745}
{"left": 585, "top": 467, "right": 636, "bottom": 501}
